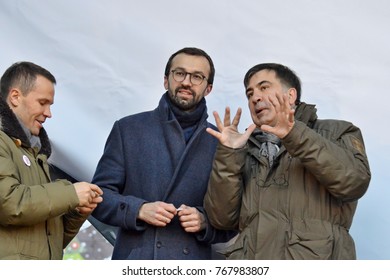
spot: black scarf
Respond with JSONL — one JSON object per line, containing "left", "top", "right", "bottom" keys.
{"left": 164, "top": 92, "right": 206, "bottom": 142}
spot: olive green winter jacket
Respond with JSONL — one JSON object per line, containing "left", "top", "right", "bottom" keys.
{"left": 204, "top": 103, "right": 371, "bottom": 259}
{"left": 0, "top": 99, "right": 87, "bottom": 259}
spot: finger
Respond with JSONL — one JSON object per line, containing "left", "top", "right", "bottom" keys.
{"left": 183, "top": 227, "right": 198, "bottom": 233}
{"left": 260, "top": 124, "right": 273, "bottom": 134}
{"left": 90, "top": 184, "right": 103, "bottom": 195}
{"left": 212, "top": 111, "right": 224, "bottom": 132}
{"left": 158, "top": 207, "right": 175, "bottom": 220}
{"left": 223, "top": 106, "right": 231, "bottom": 127}
{"left": 159, "top": 214, "right": 171, "bottom": 224}
{"left": 180, "top": 219, "right": 193, "bottom": 227}
{"left": 179, "top": 205, "right": 195, "bottom": 216}
{"left": 176, "top": 204, "right": 187, "bottom": 217}
{"left": 157, "top": 211, "right": 173, "bottom": 222}
{"left": 178, "top": 207, "right": 196, "bottom": 218}
{"left": 231, "top": 107, "right": 242, "bottom": 127}
{"left": 206, "top": 127, "right": 221, "bottom": 140}
{"left": 243, "top": 124, "right": 256, "bottom": 138}
{"left": 278, "top": 94, "right": 293, "bottom": 121}
{"left": 282, "top": 92, "right": 290, "bottom": 107}
{"left": 90, "top": 190, "right": 97, "bottom": 198}
{"left": 77, "top": 206, "right": 93, "bottom": 215}
{"left": 268, "top": 92, "right": 282, "bottom": 111}
{"left": 178, "top": 212, "right": 192, "bottom": 221}
{"left": 288, "top": 108, "right": 295, "bottom": 123}
{"left": 181, "top": 221, "right": 200, "bottom": 232}
{"left": 91, "top": 196, "right": 103, "bottom": 203}
{"left": 176, "top": 204, "right": 187, "bottom": 212}
{"left": 154, "top": 220, "right": 168, "bottom": 227}
{"left": 156, "top": 201, "right": 174, "bottom": 211}
{"left": 164, "top": 203, "right": 178, "bottom": 217}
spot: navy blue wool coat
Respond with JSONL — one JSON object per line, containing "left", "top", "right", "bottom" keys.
{"left": 92, "top": 94, "right": 232, "bottom": 259}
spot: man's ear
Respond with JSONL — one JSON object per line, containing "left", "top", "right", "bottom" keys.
{"left": 163, "top": 76, "right": 168, "bottom": 90}
{"left": 8, "top": 88, "right": 22, "bottom": 107}
{"left": 287, "top": 88, "right": 297, "bottom": 106}
{"left": 204, "top": 84, "right": 213, "bottom": 97}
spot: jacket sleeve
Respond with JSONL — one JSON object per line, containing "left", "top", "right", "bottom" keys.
{"left": 282, "top": 120, "right": 371, "bottom": 201}
{"left": 62, "top": 209, "right": 88, "bottom": 248}
{"left": 0, "top": 134, "right": 81, "bottom": 227}
{"left": 204, "top": 143, "right": 246, "bottom": 230}
{"left": 91, "top": 121, "right": 147, "bottom": 231}
{"left": 0, "top": 169, "right": 79, "bottom": 226}
{"left": 194, "top": 206, "right": 238, "bottom": 245}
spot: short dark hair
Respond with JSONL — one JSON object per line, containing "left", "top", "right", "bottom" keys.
{"left": 164, "top": 47, "right": 215, "bottom": 85}
{"left": 0, "top": 61, "right": 56, "bottom": 100}
{"left": 244, "top": 63, "right": 301, "bottom": 104}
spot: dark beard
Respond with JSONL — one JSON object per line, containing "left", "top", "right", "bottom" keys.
{"left": 168, "top": 88, "right": 196, "bottom": 111}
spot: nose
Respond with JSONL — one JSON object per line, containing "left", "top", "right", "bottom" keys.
{"left": 181, "top": 73, "right": 192, "bottom": 85}
{"left": 251, "top": 90, "right": 263, "bottom": 104}
{"left": 44, "top": 106, "right": 52, "bottom": 118}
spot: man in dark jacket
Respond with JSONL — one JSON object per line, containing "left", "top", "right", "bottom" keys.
{"left": 92, "top": 47, "right": 235, "bottom": 260}
{"left": 0, "top": 61, "right": 103, "bottom": 259}
{"left": 204, "top": 63, "right": 371, "bottom": 259}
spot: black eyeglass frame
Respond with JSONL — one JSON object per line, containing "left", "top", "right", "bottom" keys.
{"left": 170, "top": 69, "right": 208, "bottom": 85}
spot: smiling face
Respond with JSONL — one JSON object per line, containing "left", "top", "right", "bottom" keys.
{"left": 164, "top": 53, "right": 212, "bottom": 111}
{"left": 246, "top": 69, "right": 296, "bottom": 128}
{"left": 8, "top": 75, "right": 54, "bottom": 136}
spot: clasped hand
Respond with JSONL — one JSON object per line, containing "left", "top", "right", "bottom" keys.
{"left": 74, "top": 182, "right": 104, "bottom": 215}
{"left": 138, "top": 201, "right": 206, "bottom": 233}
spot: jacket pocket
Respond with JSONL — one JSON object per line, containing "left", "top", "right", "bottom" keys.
{"left": 286, "top": 229, "right": 334, "bottom": 260}
{"left": 224, "top": 234, "right": 248, "bottom": 260}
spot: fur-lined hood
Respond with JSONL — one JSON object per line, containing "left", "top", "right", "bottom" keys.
{"left": 0, "top": 98, "right": 51, "bottom": 157}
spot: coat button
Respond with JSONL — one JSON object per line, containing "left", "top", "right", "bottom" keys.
{"left": 156, "top": 241, "right": 162, "bottom": 248}
{"left": 120, "top": 203, "right": 126, "bottom": 210}
{"left": 183, "top": 248, "right": 189, "bottom": 255}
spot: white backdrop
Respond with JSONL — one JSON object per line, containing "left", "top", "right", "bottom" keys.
{"left": 1, "top": 0, "right": 389, "bottom": 259}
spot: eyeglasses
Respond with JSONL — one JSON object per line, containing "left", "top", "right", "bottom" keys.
{"left": 171, "top": 69, "right": 207, "bottom": 85}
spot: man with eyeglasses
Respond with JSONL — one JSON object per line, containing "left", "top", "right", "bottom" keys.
{"left": 91, "top": 47, "right": 235, "bottom": 260}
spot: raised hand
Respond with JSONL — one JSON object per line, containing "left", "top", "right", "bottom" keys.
{"left": 260, "top": 91, "right": 295, "bottom": 139}
{"left": 206, "top": 107, "right": 256, "bottom": 149}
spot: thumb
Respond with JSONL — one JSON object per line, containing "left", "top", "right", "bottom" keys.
{"left": 244, "top": 124, "right": 256, "bottom": 138}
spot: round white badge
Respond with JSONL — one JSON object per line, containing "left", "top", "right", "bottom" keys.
{"left": 22, "top": 155, "right": 31, "bottom": 167}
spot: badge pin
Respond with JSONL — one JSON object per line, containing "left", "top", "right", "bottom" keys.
{"left": 22, "top": 155, "right": 31, "bottom": 166}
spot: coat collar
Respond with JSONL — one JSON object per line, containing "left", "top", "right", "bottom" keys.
{"left": 0, "top": 98, "right": 51, "bottom": 157}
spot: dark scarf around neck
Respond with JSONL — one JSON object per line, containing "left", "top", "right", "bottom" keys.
{"left": 163, "top": 91, "right": 207, "bottom": 129}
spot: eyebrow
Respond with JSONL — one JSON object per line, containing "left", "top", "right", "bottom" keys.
{"left": 173, "top": 67, "right": 206, "bottom": 76}
{"left": 246, "top": 80, "right": 271, "bottom": 94}
{"left": 38, "top": 98, "right": 54, "bottom": 105}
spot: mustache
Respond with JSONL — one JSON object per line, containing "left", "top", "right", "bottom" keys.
{"left": 175, "top": 87, "right": 195, "bottom": 96}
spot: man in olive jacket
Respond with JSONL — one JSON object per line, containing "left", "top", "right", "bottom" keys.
{"left": 204, "top": 63, "right": 371, "bottom": 259}
{"left": 0, "top": 62, "right": 103, "bottom": 259}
